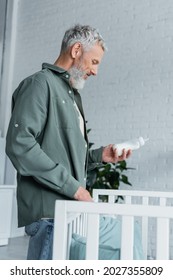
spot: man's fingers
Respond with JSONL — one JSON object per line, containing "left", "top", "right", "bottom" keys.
{"left": 74, "top": 186, "right": 93, "bottom": 202}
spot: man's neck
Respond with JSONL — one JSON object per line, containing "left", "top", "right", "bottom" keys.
{"left": 54, "top": 53, "right": 72, "bottom": 71}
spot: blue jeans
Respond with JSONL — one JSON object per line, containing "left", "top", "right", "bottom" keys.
{"left": 25, "top": 219, "right": 54, "bottom": 260}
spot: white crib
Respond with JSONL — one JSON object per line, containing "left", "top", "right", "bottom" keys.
{"left": 53, "top": 190, "right": 173, "bottom": 260}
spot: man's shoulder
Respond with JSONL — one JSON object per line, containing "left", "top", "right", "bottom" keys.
{"left": 13, "top": 65, "right": 63, "bottom": 100}
{"left": 12, "top": 68, "right": 53, "bottom": 101}
{"left": 24, "top": 68, "right": 52, "bottom": 88}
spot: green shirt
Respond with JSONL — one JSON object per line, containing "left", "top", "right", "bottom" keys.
{"left": 6, "top": 63, "right": 103, "bottom": 227}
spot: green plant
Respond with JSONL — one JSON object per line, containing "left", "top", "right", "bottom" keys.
{"left": 86, "top": 161, "right": 135, "bottom": 199}
{"left": 86, "top": 125, "right": 135, "bottom": 201}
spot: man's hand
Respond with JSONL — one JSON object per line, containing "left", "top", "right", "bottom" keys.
{"left": 74, "top": 186, "right": 93, "bottom": 201}
{"left": 102, "top": 144, "right": 132, "bottom": 163}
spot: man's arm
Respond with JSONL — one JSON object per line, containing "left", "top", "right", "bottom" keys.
{"left": 102, "top": 144, "right": 132, "bottom": 162}
{"left": 88, "top": 145, "right": 131, "bottom": 165}
{"left": 80, "top": 145, "right": 132, "bottom": 202}
{"left": 6, "top": 79, "right": 80, "bottom": 199}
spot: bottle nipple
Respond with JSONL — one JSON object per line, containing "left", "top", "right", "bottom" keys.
{"left": 139, "top": 137, "right": 149, "bottom": 146}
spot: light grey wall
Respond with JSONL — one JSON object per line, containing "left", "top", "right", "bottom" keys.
{"left": 5, "top": 0, "right": 173, "bottom": 192}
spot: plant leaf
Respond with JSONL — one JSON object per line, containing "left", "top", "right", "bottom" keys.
{"left": 120, "top": 175, "right": 132, "bottom": 186}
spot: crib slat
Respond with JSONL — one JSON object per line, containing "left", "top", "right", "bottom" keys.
{"left": 76, "top": 215, "right": 80, "bottom": 234}
{"left": 156, "top": 218, "right": 169, "bottom": 259}
{"left": 79, "top": 214, "right": 83, "bottom": 236}
{"left": 53, "top": 201, "right": 67, "bottom": 260}
{"left": 142, "top": 196, "right": 149, "bottom": 260}
{"left": 125, "top": 195, "right": 132, "bottom": 204}
{"left": 83, "top": 213, "right": 88, "bottom": 237}
{"left": 86, "top": 213, "right": 99, "bottom": 259}
{"left": 66, "top": 223, "right": 72, "bottom": 259}
{"left": 108, "top": 195, "right": 115, "bottom": 203}
{"left": 121, "top": 216, "right": 134, "bottom": 259}
{"left": 160, "top": 197, "right": 166, "bottom": 206}
{"left": 80, "top": 213, "right": 87, "bottom": 236}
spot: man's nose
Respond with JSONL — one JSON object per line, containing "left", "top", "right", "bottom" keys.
{"left": 91, "top": 66, "right": 98, "bottom": 76}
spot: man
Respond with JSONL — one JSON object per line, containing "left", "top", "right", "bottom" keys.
{"left": 6, "top": 24, "right": 131, "bottom": 259}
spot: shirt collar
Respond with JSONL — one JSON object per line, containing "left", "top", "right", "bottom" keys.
{"left": 42, "top": 63, "right": 80, "bottom": 92}
{"left": 42, "top": 63, "right": 67, "bottom": 74}
{"left": 42, "top": 62, "right": 72, "bottom": 85}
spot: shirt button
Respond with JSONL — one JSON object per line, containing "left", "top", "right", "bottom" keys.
{"left": 14, "top": 124, "right": 19, "bottom": 127}
{"left": 69, "top": 90, "right": 72, "bottom": 94}
{"left": 85, "top": 144, "right": 87, "bottom": 148}
{"left": 62, "top": 100, "right": 65, "bottom": 104}
{"left": 65, "top": 74, "right": 69, "bottom": 78}
{"left": 84, "top": 177, "right": 86, "bottom": 181}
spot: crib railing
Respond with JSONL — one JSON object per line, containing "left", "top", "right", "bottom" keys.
{"left": 53, "top": 190, "right": 173, "bottom": 260}
{"left": 93, "top": 189, "right": 173, "bottom": 259}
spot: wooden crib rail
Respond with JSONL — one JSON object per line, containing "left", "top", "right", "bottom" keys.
{"left": 53, "top": 195, "right": 173, "bottom": 260}
{"left": 93, "top": 189, "right": 173, "bottom": 259}
{"left": 93, "top": 189, "right": 173, "bottom": 205}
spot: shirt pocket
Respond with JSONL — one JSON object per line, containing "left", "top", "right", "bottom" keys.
{"left": 52, "top": 96, "right": 78, "bottom": 129}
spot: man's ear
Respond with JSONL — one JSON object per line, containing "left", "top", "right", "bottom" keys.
{"left": 71, "top": 42, "right": 82, "bottom": 59}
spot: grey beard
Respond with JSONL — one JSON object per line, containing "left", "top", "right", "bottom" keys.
{"left": 68, "top": 66, "right": 86, "bottom": 90}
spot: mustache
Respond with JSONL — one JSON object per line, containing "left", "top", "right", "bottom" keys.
{"left": 69, "top": 65, "right": 85, "bottom": 78}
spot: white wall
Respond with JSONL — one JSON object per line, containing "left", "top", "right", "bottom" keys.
{"left": 1, "top": 0, "right": 173, "bottom": 257}
{"left": 3, "top": 0, "right": 172, "bottom": 192}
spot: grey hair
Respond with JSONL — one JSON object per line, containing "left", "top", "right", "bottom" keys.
{"left": 60, "top": 24, "right": 107, "bottom": 53}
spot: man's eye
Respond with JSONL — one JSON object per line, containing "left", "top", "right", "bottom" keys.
{"left": 92, "top": 60, "right": 98, "bottom": 65}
